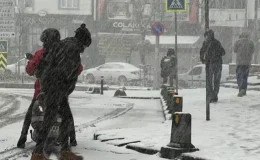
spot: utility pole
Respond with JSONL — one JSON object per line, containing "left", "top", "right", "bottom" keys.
{"left": 205, "top": 0, "right": 209, "bottom": 31}
{"left": 205, "top": 0, "right": 210, "bottom": 121}
{"left": 254, "top": 0, "right": 258, "bottom": 64}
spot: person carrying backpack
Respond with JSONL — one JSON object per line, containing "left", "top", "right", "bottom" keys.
{"left": 31, "top": 24, "right": 91, "bottom": 160}
{"left": 160, "top": 48, "right": 177, "bottom": 87}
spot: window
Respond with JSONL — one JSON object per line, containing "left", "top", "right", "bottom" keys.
{"left": 99, "top": 64, "right": 124, "bottom": 69}
{"left": 60, "top": 0, "right": 79, "bottom": 9}
{"left": 25, "top": 0, "right": 33, "bottom": 7}
{"left": 210, "top": 0, "right": 245, "bottom": 9}
{"left": 189, "top": 67, "right": 202, "bottom": 76}
{"left": 107, "top": 2, "right": 132, "bottom": 19}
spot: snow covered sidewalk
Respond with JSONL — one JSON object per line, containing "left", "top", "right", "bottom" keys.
{"left": 95, "top": 88, "right": 260, "bottom": 160}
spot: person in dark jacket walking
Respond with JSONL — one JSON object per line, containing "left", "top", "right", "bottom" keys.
{"left": 200, "top": 30, "right": 225, "bottom": 103}
{"left": 234, "top": 32, "right": 255, "bottom": 97}
{"left": 17, "top": 29, "right": 82, "bottom": 149}
{"left": 160, "top": 48, "right": 177, "bottom": 87}
{"left": 31, "top": 24, "right": 91, "bottom": 160}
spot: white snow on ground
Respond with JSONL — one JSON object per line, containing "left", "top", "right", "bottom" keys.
{"left": 0, "top": 98, "right": 31, "bottom": 152}
{"left": 3, "top": 87, "right": 260, "bottom": 159}
{"left": 94, "top": 88, "right": 260, "bottom": 160}
{"left": 0, "top": 88, "right": 164, "bottom": 160}
{"left": 228, "top": 76, "right": 260, "bottom": 84}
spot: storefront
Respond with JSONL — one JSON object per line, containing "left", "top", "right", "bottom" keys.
{"left": 14, "top": 13, "right": 93, "bottom": 54}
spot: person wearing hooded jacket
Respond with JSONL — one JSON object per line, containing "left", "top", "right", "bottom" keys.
{"left": 200, "top": 30, "right": 225, "bottom": 103}
{"left": 234, "top": 32, "right": 255, "bottom": 97}
{"left": 160, "top": 48, "right": 177, "bottom": 87}
{"left": 17, "top": 28, "right": 82, "bottom": 149}
{"left": 31, "top": 24, "right": 91, "bottom": 160}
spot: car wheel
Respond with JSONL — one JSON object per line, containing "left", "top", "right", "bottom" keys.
{"left": 85, "top": 74, "right": 95, "bottom": 84}
{"left": 118, "top": 76, "right": 127, "bottom": 86}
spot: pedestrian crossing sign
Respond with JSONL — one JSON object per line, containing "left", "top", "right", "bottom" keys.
{"left": 166, "top": 0, "right": 187, "bottom": 12}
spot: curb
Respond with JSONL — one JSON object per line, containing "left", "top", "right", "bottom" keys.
{"left": 0, "top": 83, "right": 152, "bottom": 91}
{"left": 221, "top": 84, "right": 260, "bottom": 91}
{"left": 126, "top": 144, "right": 160, "bottom": 155}
{"left": 117, "top": 96, "right": 160, "bottom": 99}
{"left": 181, "top": 155, "right": 208, "bottom": 160}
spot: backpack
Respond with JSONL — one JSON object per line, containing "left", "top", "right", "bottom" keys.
{"left": 161, "top": 56, "right": 175, "bottom": 77}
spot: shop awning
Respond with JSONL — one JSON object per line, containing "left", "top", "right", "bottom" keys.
{"left": 145, "top": 35, "right": 201, "bottom": 48}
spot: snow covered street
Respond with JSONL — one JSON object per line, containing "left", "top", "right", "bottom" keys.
{"left": 0, "top": 89, "right": 165, "bottom": 160}
{"left": 1, "top": 87, "right": 260, "bottom": 160}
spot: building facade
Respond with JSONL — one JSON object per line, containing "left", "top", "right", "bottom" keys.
{"left": 8, "top": 0, "right": 93, "bottom": 65}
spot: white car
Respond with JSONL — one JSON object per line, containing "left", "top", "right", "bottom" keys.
{"left": 82, "top": 62, "right": 141, "bottom": 85}
{"left": 6, "top": 58, "right": 28, "bottom": 76}
{"left": 178, "top": 64, "right": 229, "bottom": 88}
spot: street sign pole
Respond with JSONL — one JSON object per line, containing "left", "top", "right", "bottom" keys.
{"left": 166, "top": 0, "right": 186, "bottom": 93}
{"left": 156, "top": 35, "right": 160, "bottom": 88}
{"left": 205, "top": 0, "right": 210, "bottom": 121}
{"left": 175, "top": 12, "right": 178, "bottom": 93}
{"left": 151, "top": 23, "right": 164, "bottom": 89}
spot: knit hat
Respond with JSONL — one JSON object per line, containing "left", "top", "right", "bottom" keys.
{"left": 75, "top": 24, "right": 92, "bottom": 47}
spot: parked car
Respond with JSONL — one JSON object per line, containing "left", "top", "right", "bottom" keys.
{"left": 178, "top": 64, "right": 229, "bottom": 88}
{"left": 82, "top": 62, "right": 142, "bottom": 85}
{"left": 6, "top": 58, "right": 28, "bottom": 76}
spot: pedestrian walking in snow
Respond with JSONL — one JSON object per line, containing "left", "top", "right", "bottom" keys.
{"left": 200, "top": 30, "right": 225, "bottom": 103}
{"left": 234, "top": 32, "right": 255, "bottom": 97}
{"left": 31, "top": 24, "right": 91, "bottom": 160}
{"left": 160, "top": 48, "right": 177, "bottom": 87}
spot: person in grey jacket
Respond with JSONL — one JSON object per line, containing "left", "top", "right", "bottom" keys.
{"left": 234, "top": 32, "right": 255, "bottom": 97}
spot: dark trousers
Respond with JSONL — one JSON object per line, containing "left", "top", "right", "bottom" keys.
{"left": 236, "top": 65, "right": 250, "bottom": 91}
{"left": 19, "top": 99, "right": 76, "bottom": 141}
{"left": 162, "top": 73, "right": 175, "bottom": 87}
{"left": 34, "top": 88, "right": 76, "bottom": 154}
{"left": 20, "top": 98, "right": 36, "bottom": 136}
{"left": 206, "top": 63, "right": 222, "bottom": 99}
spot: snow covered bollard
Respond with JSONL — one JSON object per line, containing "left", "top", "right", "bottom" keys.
{"left": 114, "top": 87, "right": 127, "bottom": 97}
{"left": 160, "top": 113, "right": 199, "bottom": 159}
{"left": 168, "top": 95, "right": 183, "bottom": 116}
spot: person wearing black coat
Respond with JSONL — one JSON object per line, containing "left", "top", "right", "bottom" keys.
{"left": 200, "top": 30, "right": 225, "bottom": 103}
{"left": 31, "top": 24, "right": 92, "bottom": 160}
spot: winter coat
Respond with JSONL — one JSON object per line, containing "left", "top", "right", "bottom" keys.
{"left": 26, "top": 48, "right": 83, "bottom": 99}
{"left": 160, "top": 55, "right": 176, "bottom": 78}
{"left": 234, "top": 38, "right": 255, "bottom": 65}
{"left": 40, "top": 37, "right": 84, "bottom": 96}
{"left": 200, "top": 38, "right": 225, "bottom": 64}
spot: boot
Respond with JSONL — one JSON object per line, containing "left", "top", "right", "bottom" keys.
{"left": 238, "top": 89, "right": 246, "bottom": 97}
{"left": 60, "top": 151, "right": 83, "bottom": 160}
{"left": 70, "top": 138, "right": 77, "bottom": 147}
{"left": 30, "top": 153, "right": 48, "bottom": 160}
{"left": 17, "top": 135, "right": 27, "bottom": 148}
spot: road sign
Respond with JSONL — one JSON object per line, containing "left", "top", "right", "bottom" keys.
{"left": 166, "top": 0, "right": 187, "bottom": 12}
{"left": 0, "top": 32, "right": 14, "bottom": 38}
{"left": 0, "top": 53, "right": 7, "bottom": 70}
{"left": 0, "top": 7, "right": 14, "bottom": 18}
{"left": 0, "top": 20, "right": 14, "bottom": 31}
{"left": 0, "top": 0, "right": 15, "bottom": 6}
{"left": 151, "top": 23, "right": 164, "bottom": 36}
{"left": 0, "top": 40, "right": 8, "bottom": 53}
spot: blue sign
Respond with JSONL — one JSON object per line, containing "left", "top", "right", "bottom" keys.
{"left": 0, "top": 40, "right": 8, "bottom": 53}
{"left": 151, "top": 23, "right": 164, "bottom": 36}
{"left": 166, "top": 0, "right": 186, "bottom": 12}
